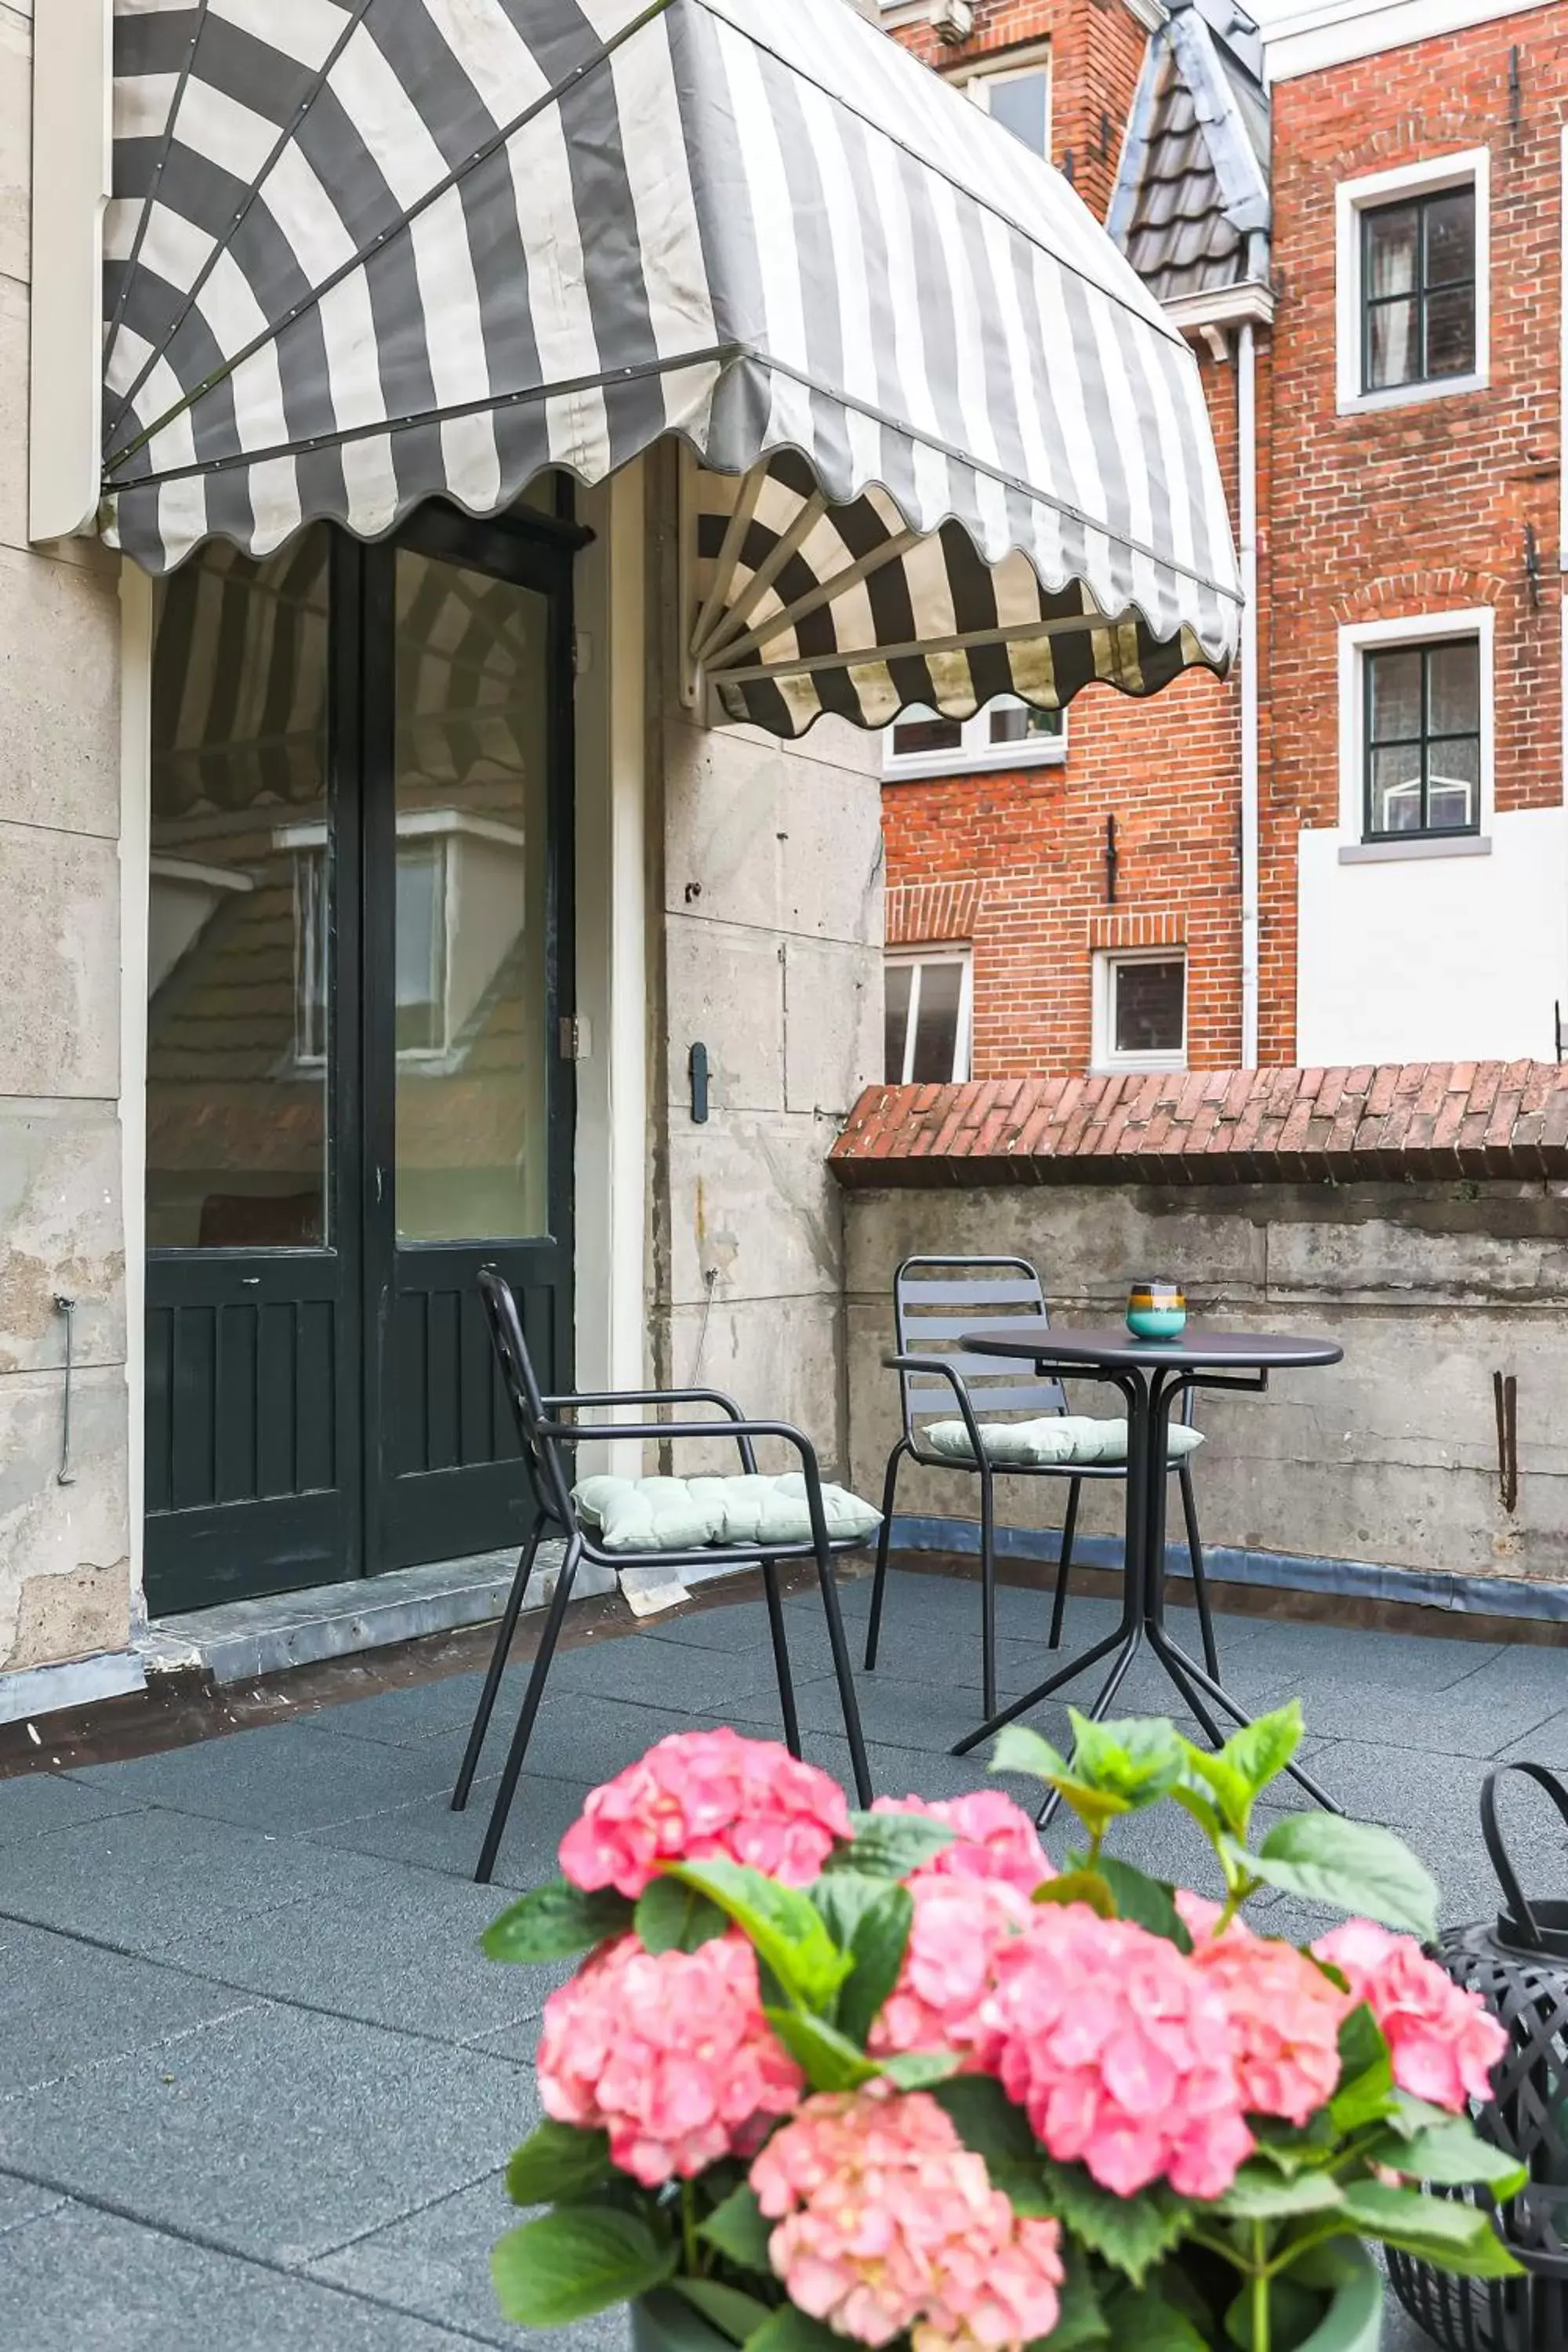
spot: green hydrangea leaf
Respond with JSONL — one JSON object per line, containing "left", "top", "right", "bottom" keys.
{"left": 1037, "top": 2158, "right": 1196, "bottom": 2289}
{"left": 1248, "top": 1815, "right": 1439, "bottom": 1943}
{"left": 830, "top": 1813, "right": 958, "bottom": 1878}
{"left": 504, "top": 2121, "right": 612, "bottom": 2208}
{"left": 491, "top": 2209, "right": 675, "bottom": 2327}
{"left": 481, "top": 1881, "right": 633, "bottom": 1964}
{"left": 635, "top": 1877, "right": 730, "bottom": 1956}
{"left": 698, "top": 2183, "right": 774, "bottom": 2271}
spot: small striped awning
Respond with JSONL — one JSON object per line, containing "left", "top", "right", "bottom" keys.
{"left": 106, "top": 0, "right": 1242, "bottom": 738}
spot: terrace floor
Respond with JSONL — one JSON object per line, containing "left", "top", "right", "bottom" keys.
{"left": 5, "top": 1561, "right": 1566, "bottom": 2350}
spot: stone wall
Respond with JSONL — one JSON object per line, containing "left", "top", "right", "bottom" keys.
{"left": 646, "top": 456, "right": 884, "bottom": 1472}
{"left": 834, "top": 1069, "right": 1568, "bottom": 1606}
{"left": 0, "top": 9, "right": 130, "bottom": 1683}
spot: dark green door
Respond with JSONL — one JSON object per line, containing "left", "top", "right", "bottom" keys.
{"left": 143, "top": 510, "right": 574, "bottom": 1614}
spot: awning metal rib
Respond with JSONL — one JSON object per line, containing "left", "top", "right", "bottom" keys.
{"left": 106, "top": 0, "right": 1242, "bottom": 738}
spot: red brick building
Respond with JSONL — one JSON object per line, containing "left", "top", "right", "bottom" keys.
{"left": 879, "top": 0, "right": 1568, "bottom": 1080}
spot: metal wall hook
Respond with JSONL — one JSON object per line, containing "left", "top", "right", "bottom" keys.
{"left": 54, "top": 1295, "right": 77, "bottom": 1486}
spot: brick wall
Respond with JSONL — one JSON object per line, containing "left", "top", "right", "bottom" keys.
{"left": 883, "top": 0, "right": 1567, "bottom": 1076}
{"left": 891, "top": 0, "right": 1145, "bottom": 220}
{"left": 884, "top": 0, "right": 1248, "bottom": 1078}
{"left": 1263, "top": 20, "right": 1566, "bottom": 1059}
{"left": 880, "top": 334, "right": 1247, "bottom": 1074}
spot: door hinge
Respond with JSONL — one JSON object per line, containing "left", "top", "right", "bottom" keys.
{"left": 559, "top": 1015, "right": 591, "bottom": 1061}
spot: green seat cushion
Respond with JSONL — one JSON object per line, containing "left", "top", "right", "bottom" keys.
{"left": 572, "top": 1472, "right": 883, "bottom": 1553}
{"left": 922, "top": 1416, "right": 1204, "bottom": 1468}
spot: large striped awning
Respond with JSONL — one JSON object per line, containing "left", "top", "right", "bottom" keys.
{"left": 105, "top": 0, "right": 1242, "bottom": 738}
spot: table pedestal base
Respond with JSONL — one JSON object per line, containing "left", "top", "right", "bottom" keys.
{"left": 951, "top": 1361, "right": 1341, "bottom": 1828}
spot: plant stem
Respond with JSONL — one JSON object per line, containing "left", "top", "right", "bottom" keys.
{"left": 1250, "top": 2223, "right": 1269, "bottom": 2352}
{"left": 681, "top": 2182, "right": 699, "bottom": 2275}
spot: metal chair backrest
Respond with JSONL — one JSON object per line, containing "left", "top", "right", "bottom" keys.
{"left": 477, "top": 1265, "right": 579, "bottom": 1534}
{"left": 893, "top": 1255, "right": 1069, "bottom": 1454}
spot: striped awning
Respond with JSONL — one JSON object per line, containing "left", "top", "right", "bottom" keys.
{"left": 106, "top": 0, "right": 1242, "bottom": 737}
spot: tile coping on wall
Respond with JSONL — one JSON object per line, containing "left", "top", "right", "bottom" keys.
{"left": 829, "top": 1061, "right": 1568, "bottom": 1187}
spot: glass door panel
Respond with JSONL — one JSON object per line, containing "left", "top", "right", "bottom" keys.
{"left": 147, "top": 533, "right": 332, "bottom": 1247}
{"left": 392, "top": 550, "right": 552, "bottom": 1244}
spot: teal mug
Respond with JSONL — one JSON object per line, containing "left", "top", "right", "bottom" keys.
{"left": 1127, "top": 1279, "right": 1187, "bottom": 1340}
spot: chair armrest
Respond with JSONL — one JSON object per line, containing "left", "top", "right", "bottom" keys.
{"left": 543, "top": 1391, "right": 755, "bottom": 1469}
{"left": 881, "top": 1354, "right": 988, "bottom": 1463}
{"left": 539, "top": 1417, "right": 836, "bottom": 1547}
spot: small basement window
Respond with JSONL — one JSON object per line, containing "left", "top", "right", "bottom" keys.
{"left": 885, "top": 951, "right": 973, "bottom": 1084}
{"left": 1093, "top": 950, "right": 1186, "bottom": 1073}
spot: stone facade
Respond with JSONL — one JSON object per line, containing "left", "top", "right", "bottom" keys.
{"left": 0, "top": 3, "right": 130, "bottom": 1687}
{"left": 647, "top": 458, "right": 884, "bottom": 1473}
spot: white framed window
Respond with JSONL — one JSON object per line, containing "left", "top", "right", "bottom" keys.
{"left": 1337, "top": 607, "right": 1494, "bottom": 853}
{"left": 884, "top": 950, "right": 973, "bottom": 1084}
{"left": 1336, "top": 150, "right": 1488, "bottom": 413}
{"left": 1092, "top": 949, "right": 1187, "bottom": 1073}
{"left": 884, "top": 697, "right": 1065, "bottom": 782}
{"left": 951, "top": 47, "right": 1051, "bottom": 158}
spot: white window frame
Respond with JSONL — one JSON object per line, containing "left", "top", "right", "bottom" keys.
{"left": 885, "top": 949, "right": 974, "bottom": 1084}
{"left": 1091, "top": 948, "right": 1188, "bottom": 1075}
{"left": 1335, "top": 149, "right": 1489, "bottom": 415}
{"left": 949, "top": 45, "right": 1051, "bottom": 157}
{"left": 1336, "top": 606, "right": 1494, "bottom": 852}
{"left": 884, "top": 697, "right": 1066, "bottom": 782}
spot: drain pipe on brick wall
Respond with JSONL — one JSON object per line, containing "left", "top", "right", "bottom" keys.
{"left": 1237, "top": 319, "right": 1261, "bottom": 1069}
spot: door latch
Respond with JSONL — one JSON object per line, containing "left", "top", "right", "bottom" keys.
{"left": 558, "top": 1017, "right": 591, "bottom": 1061}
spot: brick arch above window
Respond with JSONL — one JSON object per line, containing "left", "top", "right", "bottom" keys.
{"left": 886, "top": 880, "right": 983, "bottom": 947}
{"left": 1330, "top": 570, "right": 1505, "bottom": 627}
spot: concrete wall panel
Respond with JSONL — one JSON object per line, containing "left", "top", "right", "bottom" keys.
{"left": 0, "top": 1364, "right": 129, "bottom": 1670}
{"left": 0, "top": 818, "right": 119, "bottom": 1097}
{"left": 844, "top": 1178, "right": 1568, "bottom": 1588}
{"left": 0, "top": 1096, "right": 124, "bottom": 1374}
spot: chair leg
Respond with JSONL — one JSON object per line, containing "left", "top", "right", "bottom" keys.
{"left": 815, "top": 1548, "right": 873, "bottom": 1809}
{"left": 760, "top": 1557, "right": 802, "bottom": 1759}
{"left": 475, "top": 1534, "right": 583, "bottom": 1886}
{"left": 453, "top": 1513, "right": 545, "bottom": 1812}
{"left": 1048, "top": 1480, "right": 1080, "bottom": 1651}
{"left": 862, "top": 1441, "right": 908, "bottom": 1673}
{"left": 979, "top": 1464, "right": 998, "bottom": 1722}
{"left": 1178, "top": 1464, "right": 1221, "bottom": 1684}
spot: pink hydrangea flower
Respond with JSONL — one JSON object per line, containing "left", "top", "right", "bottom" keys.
{"left": 535, "top": 1932, "right": 803, "bottom": 2186}
{"left": 870, "top": 1791, "right": 1054, "bottom": 1893}
{"left": 1178, "top": 1894, "right": 1350, "bottom": 2125}
{"left": 557, "top": 1728, "right": 851, "bottom": 1898}
{"left": 1312, "top": 1919, "right": 1507, "bottom": 2112}
{"left": 985, "top": 1906, "right": 1254, "bottom": 2199}
{"left": 869, "top": 1868, "right": 1033, "bottom": 2067}
{"left": 751, "top": 2085, "right": 1065, "bottom": 2352}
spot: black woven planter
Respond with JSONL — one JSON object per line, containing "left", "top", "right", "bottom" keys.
{"left": 1387, "top": 1764, "right": 1568, "bottom": 2352}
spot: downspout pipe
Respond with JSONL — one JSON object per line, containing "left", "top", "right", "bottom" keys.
{"left": 1237, "top": 319, "right": 1261, "bottom": 1068}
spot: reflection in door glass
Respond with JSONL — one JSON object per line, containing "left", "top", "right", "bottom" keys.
{"left": 394, "top": 552, "right": 551, "bottom": 1243}
{"left": 146, "top": 531, "right": 332, "bottom": 1249}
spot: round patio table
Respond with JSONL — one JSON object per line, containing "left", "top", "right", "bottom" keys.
{"left": 951, "top": 1323, "right": 1345, "bottom": 1817}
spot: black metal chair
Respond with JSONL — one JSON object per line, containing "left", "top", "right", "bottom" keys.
{"left": 863, "top": 1255, "right": 1219, "bottom": 1721}
{"left": 453, "top": 1267, "right": 875, "bottom": 1884}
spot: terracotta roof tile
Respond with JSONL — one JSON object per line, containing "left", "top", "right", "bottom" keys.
{"left": 830, "top": 1062, "right": 1568, "bottom": 1189}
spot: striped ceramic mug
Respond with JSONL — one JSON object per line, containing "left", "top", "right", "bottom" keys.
{"left": 1127, "top": 1279, "right": 1187, "bottom": 1339}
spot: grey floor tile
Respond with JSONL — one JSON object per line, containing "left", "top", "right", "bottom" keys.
{"left": 0, "top": 2172, "right": 67, "bottom": 2237}
{"left": 0, "top": 1769, "right": 147, "bottom": 1848}
{"left": 0, "top": 2197, "right": 485, "bottom": 2351}
{"left": 546, "top": 1629, "right": 790, "bottom": 1715}
{"left": 0, "top": 1807, "right": 390, "bottom": 1955}
{"left": 0, "top": 2001, "right": 539, "bottom": 2270}
{"left": 153, "top": 1855, "right": 551, "bottom": 2047}
{"left": 306, "top": 1675, "right": 493, "bottom": 1750}
{"left": 308, "top": 1773, "right": 595, "bottom": 1892}
{"left": 310, "top": 2169, "right": 530, "bottom": 2347}
{"left": 0, "top": 1918, "right": 258, "bottom": 2097}
{"left": 66, "top": 1722, "right": 464, "bottom": 1834}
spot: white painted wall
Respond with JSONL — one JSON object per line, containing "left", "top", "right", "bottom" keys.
{"left": 1297, "top": 807, "right": 1568, "bottom": 1066}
